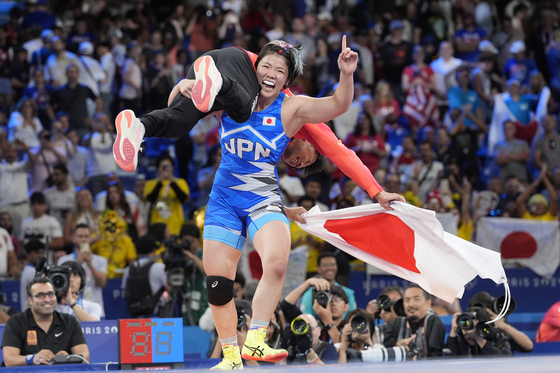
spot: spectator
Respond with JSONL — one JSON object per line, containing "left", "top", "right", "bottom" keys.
{"left": 430, "top": 41, "right": 463, "bottom": 117}
{"left": 445, "top": 306, "right": 513, "bottom": 357}
{"left": 217, "top": 10, "right": 243, "bottom": 48}
{"left": 402, "top": 45, "right": 439, "bottom": 130}
{"left": 547, "top": 28, "right": 560, "bottom": 101}
{"left": 516, "top": 168, "right": 558, "bottom": 221}
{"left": 76, "top": 41, "right": 105, "bottom": 99}
{"left": 414, "top": 0, "right": 448, "bottom": 45}
{"left": 44, "top": 164, "right": 75, "bottom": 229}
{"left": 492, "top": 17, "right": 523, "bottom": 71}
{"left": 23, "top": 70, "right": 54, "bottom": 130}
{"left": 93, "top": 173, "right": 138, "bottom": 213}
{"left": 266, "top": 15, "right": 287, "bottom": 42}
{"left": 49, "top": 64, "right": 102, "bottom": 140}
{"left": 453, "top": 10, "right": 487, "bottom": 63}
{"left": 180, "top": 224, "right": 207, "bottom": 325}
{"left": 29, "top": 29, "right": 54, "bottom": 77}
{"left": 56, "top": 261, "right": 102, "bottom": 321}
{"left": 0, "top": 212, "right": 21, "bottom": 257}
{"left": 66, "top": 17, "right": 97, "bottom": 54}
{"left": 84, "top": 114, "right": 118, "bottom": 198}
{"left": 118, "top": 42, "right": 142, "bottom": 113}
{"left": 383, "top": 284, "right": 445, "bottom": 358}
{"left": 0, "top": 141, "right": 35, "bottom": 238}
{"left": 300, "top": 252, "right": 356, "bottom": 318}
{"left": 406, "top": 141, "right": 444, "bottom": 203}
{"left": 2, "top": 277, "right": 89, "bottom": 367}
{"left": 303, "top": 178, "right": 329, "bottom": 212}
{"left": 338, "top": 309, "right": 375, "bottom": 363}
{"left": 43, "top": 36, "right": 79, "bottom": 88}
{"left": 63, "top": 188, "right": 99, "bottom": 246}
{"left": 122, "top": 234, "right": 166, "bottom": 317}
{"left": 22, "top": 26, "right": 44, "bottom": 63}
{"left": 502, "top": 41, "right": 537, "bottom": 89}
{"left": 282, "top": 277, "right": 348, "bottom": 345}
{"left": 536, "top": 301, "right": 560, "bottom": 342}
{"left": 278, "top": 159, "right": 305, "bottom": 205}
{"left": 134, "top": 176, "right": 150, "bottom": 228}
{"left": 144, "top": 152, "right": 189, "bottom": 235}
{"left": 494, "top": 120, "right": 530, "bottom": 183}
{"left": 106, "top": 180, "right": 145, "bottom": 240}
{"left": 29, "top": 129, "right": 67, "bottom": 193}
{"left": 96, "top": 41, "right": 116, "bottom": 117}
{"left": 534, "top": 115, "right": 560, "bottom": 172}
{"left": 376, "top": 20, "right": 412, "bottom": 103}
{"left": 344, "top": 112, "right": 387, "bottom": 175}
{"left": 392, "top": 136, "right": 416, "bottom": 174}
{"left": 146, "top": 51, "right": 173, "bottom": 111}
{"left": 20, "top": 191, "right": 63, "bottom": 253}
{"left": 366, "top": 286, "right": 404, "bottom": 344}
{"left": 371, "top": 80, "right": 401, "bottom": 128}
{"left": 64, "top": 128, "right": 88, "bottom": 188}
{"left": 289, "top": 196, "right": 324, "bottom": 275}
{"left": 0, "top": 25, "right": 13, "bottom": 110}
{"left": 20, "top": 0, "right": 56, "bottom": 31}
{"left": 503, "top": 79, "right": 536, "bottom": 145}
{"left": 19, "top": 239, "right": 45, "bottom": 311}
{"left": 185, "top": 5, "right": 217, "bottom": 61}
{"left": 9, "top": 48, "right": 30, "bottom": 103}
{"left": 7, "top": 99, "right": 43, "bottom": 149}
{"left": 92, "top": 210, "right": 136, "bottom": 278}
{"left": 58, "top": 224, "right": 107, "bottom": 317}
{"left": 471, "top": 41, "right": 500, "bottom": 122}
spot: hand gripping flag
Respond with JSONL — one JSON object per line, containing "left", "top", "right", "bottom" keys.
{"left": 296, "top": 202, "right": 509, "bottom": 308}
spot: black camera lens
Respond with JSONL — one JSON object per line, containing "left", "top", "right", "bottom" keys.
{"left": 51, "top": 274, "right": 68, "bottom": 292}
{"left": 236, "top": 308, "right": 246, "bottom": 330}
{"left": 290, "top": 317, "right": 309, "bottom": 336}
{"left": 377, "top": 294, "right": 393, "bottom": 311}
{"left": 316, "top": 291, "right": 330, "bottom": 308}
{"left": 456, "top": 313, "right": 476, "bottom": 331}
{"left": 351, "top": 315, "right": 369, "bottom": 334}
{"left": 494, "top": 295, "right": 516, "bottom": 317}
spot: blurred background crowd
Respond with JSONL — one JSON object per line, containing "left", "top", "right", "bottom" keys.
{"left": 0, "top": 0, "right": 559, "bottom": 365}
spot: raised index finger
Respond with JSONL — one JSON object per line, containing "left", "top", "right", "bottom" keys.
{"left": 342, "top": 34, "right": 346, "bottom": 50}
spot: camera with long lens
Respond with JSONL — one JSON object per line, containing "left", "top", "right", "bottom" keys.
{"left": 36, "top": 264, "right": 71, "bottom": 294}
{"left": 291, "top": 317, "right": 310, "bottom": 336}
{"left": 282, "top": 317, "right": 313, "bottom": 362}
{"left": 374, "top": 294, "right": 393, "bottom": 318}
{"left": 311, "top": 286, "right": 331, "bottom": 308}
{"left": 346, "top": 346, "right": 410, "bottom": 363}
{"left": 456, "top": 310, "right": 507, "bottom": 347}
{"left": 162, "top": 236, "right": 192, "bottom": 286}
{"left": 236, "top": 306, "right": 247, "bottom": 331}
{"left": 351, "top": 315, "right": 369, "bottom": 334}
{"left": 493, "top": 295, "right": 516, "bottom": 316}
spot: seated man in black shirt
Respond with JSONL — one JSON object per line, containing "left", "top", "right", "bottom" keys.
{"left": 383, "top": 283, "right": 445, "bottom": 359}
{"left": 1, "top": 277, "right": 90, "bottom": 366}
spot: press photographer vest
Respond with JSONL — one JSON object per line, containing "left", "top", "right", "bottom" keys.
{"left": 395, "top": 309, "right": 437, "bottom": 357}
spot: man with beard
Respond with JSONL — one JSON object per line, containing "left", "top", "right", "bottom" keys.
{"left": 383, "top": 283, "right": 445, "bottom": 359}
{"left": 1, "top": 277, "right": 89, "bottom": 366}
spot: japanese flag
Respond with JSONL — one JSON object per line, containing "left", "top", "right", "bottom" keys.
{"left": 476, "top": 217, "right": 560, "bottom": 278}
{"left": 296, "top": 202, "right": 507, "bottom": 302}
{"left": 262, "top": 116, "right": 276, "bottom": 126}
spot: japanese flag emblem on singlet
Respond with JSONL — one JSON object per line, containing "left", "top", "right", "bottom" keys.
{"left": 262, "top": 117, "right": 276, "bottom": 126}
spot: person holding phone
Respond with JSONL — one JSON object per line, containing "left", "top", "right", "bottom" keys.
{"left": 143, "top": 152, "right": 190, "bottom": 235}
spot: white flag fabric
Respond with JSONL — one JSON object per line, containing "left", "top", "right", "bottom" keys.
{"left": 296, "top": 202, "right": 507, "bottom": 303}
{"left": 436, "top": 212, "right": 459, "bottom": 236}
{"left": 476, "top": 217, "right": 560, "bottom": 278}
{"left": 488, "top": 92, "right": 514, "bottom": 155}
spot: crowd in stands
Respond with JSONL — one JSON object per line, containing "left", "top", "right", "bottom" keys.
{"left": 0, "top": 0, "right": 559, "bottom": 367}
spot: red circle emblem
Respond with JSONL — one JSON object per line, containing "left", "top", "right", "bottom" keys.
{"left": 500, "top": 231, "right": 537, "bottom": 259}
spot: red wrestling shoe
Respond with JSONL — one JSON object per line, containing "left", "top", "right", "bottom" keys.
{"left": 192, "top": 55, "right": 222, "bottom": 113}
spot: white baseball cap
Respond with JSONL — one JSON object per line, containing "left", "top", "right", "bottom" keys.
{"left": 479, "top": 40, "right": 498, "bottom": 55}
{"left": 509, "top": 40, "right": 526, "bottom": 54}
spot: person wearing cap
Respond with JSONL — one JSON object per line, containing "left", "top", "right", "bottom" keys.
{"left": 121, "top": 234, "right": 167, "bottom": 312}
{"left": 376, "top": 19, "right": 413, "bottom": 103}
{"left": 471, "top": 40, "right": 500, "bottom": 123}
{"left": 43, "top": 36, "right": 79, "bottom": 88}
{"left": 516, "top": 166, "right": 558, "bottom": 221}
{"left": 77, "top": 41, "right": 106, "bottom": 98}
{"left": 30, "top": 29, "right": 54, "bottom": 75}
{"left": 502, "top": 79, "right": 539, "bottom": 144}
{"left": 453, "top": 11, "right": 487, "bottom": 63}
{"left": 502, "top": 40, "right": 538, "bottom": 88}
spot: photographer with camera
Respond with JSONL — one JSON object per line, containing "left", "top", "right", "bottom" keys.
{"left": 300, "top": 252, "right": 356, "bottom": 319}
{"left": 445, "top": 306, "right": 512, "bottom": 357}
{"left": 2, "top": 277, "right": 90, "bottom": 366}
{"left": 383, "top": 284, "right": 446, "bottom": 359}
{"left": 338, "top": 309, "right": 374, "bottom": 363}
{"left": 180, "top": 224, "right": 208, "bottom": 325}
{"left": 55, "top": 261, "right": 102, "bottom": 322}
{"left": 281, "top": 277, "right": 349, "bottom": 346}
{"left": 122, "top": 235, "right": 167, "bottom": 318}
{"left": 468, "top": 291, "right": 533, "bottom": 353}
{"left": 366, "top": 286, "right": 403, "bottom": 344}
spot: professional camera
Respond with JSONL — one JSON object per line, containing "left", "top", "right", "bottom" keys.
{"left": 36, "top": 264, "right": 71, "bottom": 294}
{"left": 161, "top": 236, "right": 192, "bottom": 286}
{"left": 236, "top": 306, "right": 247, "bottom": 331}
{"left": 456, "top": 309, "right": 507, "bottom": 347}
{"left": 311, "top": 286, "right": 331, "bottom": 308}
{"left": 291, "top": 317, "right": 310, "bottom": 336}
{"left": 346, "top": 346, "right": 409, "bottom": 363}
{"left": 283, "top": 317, "right": 313, "bottom": 361}
{"left": 351, "top": 315, "right": 369, "bottom": 334}
{"left": 493, "top": 295, "right": 517, "bottom": 317}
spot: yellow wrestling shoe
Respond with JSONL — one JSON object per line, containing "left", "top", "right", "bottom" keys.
{"left": 241, "top": 327, "right": 288, "bottom": 362}
{"left": 210, "top": 343, "right": 243, "bottom": 370}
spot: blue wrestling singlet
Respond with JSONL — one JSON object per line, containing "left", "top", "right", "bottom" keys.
{"left": 203, "top": 92, "right": 291, "bottom": 250}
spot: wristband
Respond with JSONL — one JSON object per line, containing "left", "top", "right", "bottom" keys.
{"left": 25, "top": 354, "right": 35, "bottom": 366}
{"left": 326, "top": 323, "right": 335, "bottom": 330}
{"left": 70, "top": 303, "right": 77, "bottom": 308}
{"left": 306, "top": 351, "right": 319, "bottom": 364}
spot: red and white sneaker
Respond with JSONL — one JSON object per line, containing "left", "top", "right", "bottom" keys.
{"left": 113, "top": 109, "right": 145, "bottom": 172}
{"left": 192, "top": 55, "right": 222, "bottom": 113}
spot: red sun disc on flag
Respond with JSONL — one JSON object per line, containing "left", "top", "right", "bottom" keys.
{"left": 500, "top": 231, "right": 537, "bottom": 259}
{"left": 324, "top": 214, "right": 420, "bottom": 274}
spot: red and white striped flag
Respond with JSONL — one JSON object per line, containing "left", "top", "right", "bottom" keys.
{"left": 296, "top": 202, "right": 507, "bottom": 303}
{"left": 476, "top": 217, "right": 560, "bottom": 278}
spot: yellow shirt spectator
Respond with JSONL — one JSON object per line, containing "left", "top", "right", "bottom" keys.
{"left": 290, "top": 221, "right": 324, "bottom": 274}
{"left": 92, "top": 234, "right": 137, "bottom": 278}
{"left": 144, "top": 178, "right": 190, "bottom": 235}
{"left": 521, "top": 210, "right": 557, "bottom": 221}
